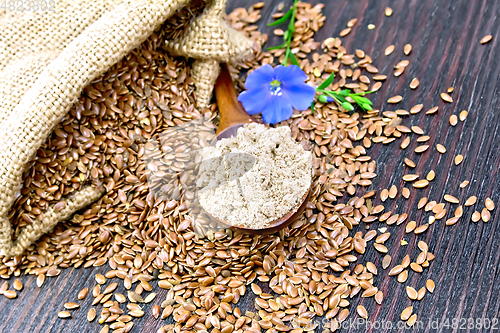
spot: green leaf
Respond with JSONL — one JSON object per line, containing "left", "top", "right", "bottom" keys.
{"left": 341, "top": 101, "right": 354, "bottom": 111}
{"left": 288, "top": 51, "right": 300, "bottom": 66}
{"left": 266, "top": 42, "right": 286, "bottom": 50}
{"left": 361, "top": 103, "right": 372, "bottom": 110}
{"left": 267, "top": 9, "right": 293, "bottom": 26}
{"left": 311, "top": 101, "right": 315, "bottom": 114}
{"left": 317, "top": 72, "right": 335, "bottom": 90}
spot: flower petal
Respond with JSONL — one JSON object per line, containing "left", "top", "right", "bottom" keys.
{"left": 238, "top": 87, "right": 271, "bottom": 115}
{"left": 244, "top": 64, "right": 275, "bottom": 90}
{"left": 261, "top": 96, "right": 293, "bottom": 124}
{"left": 282, "top": 82, "right": 316, "bottom": 111}
{"left": 274, "top": 65, "right": 308, "bottom": 85}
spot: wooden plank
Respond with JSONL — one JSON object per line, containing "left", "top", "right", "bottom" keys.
{"left": 1, "top": 0, "right": 499, "bottom": 332}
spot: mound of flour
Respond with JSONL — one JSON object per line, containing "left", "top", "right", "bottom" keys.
{"left": 197, "top": 123, "right": 312, "bottom": 229}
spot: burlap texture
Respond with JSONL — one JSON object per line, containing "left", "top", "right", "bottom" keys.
{"left": 0, "top": 0, "right": 253, "bottom": 257}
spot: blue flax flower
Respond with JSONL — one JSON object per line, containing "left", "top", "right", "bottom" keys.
{"left": 238, "top": 64, "right": 316, "bottom": 124}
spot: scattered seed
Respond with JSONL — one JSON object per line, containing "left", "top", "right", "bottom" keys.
{"left": 95, "top": 274, "right": 106, "bottom": 285}
{"left": 444, "top": 195, "right": 459, "bottom": 204}
{"left": 449, "top": 114, "right": 458, "bottom": 126}
{"left": 385, "top": 7, "right": 393, "bottom": 16}
{"left": 374, "top": 243, "right": 388, "bottom": 253}
{"left": 403, "top": 174, "right": 419, "bottom": 182}
{"left": 410, "top": 262, "right": 423, "bottom": 273}
{"left": 382, "top": 255, "right": 392, "bottom": 269}
{"left": 406, "top": 286, "right": 417, "bottom": 300}
{"left": 460, "top": 181, "right": 469, "bottom": 188}
{"left": 405, "top": 158, "right": 416, "bottom": 168}
{"left": 409, "top": 78, "right": 419, "bottom": 89}
{"left": 407, "top": 314, "right": 418, "bottom": 326}
{"left": 347, "top": 18, "right": 358, "bottom": 27}
{"left": 459, "top": 110, "right": 468, "bottom": 121}
{"left": 414, "top": 224, "right": 429, "bottom": 234}
{"left": 401, "top": 137, "right": 411, "bottom": 149}
{"left": 36, "top": 274, "right": 45, "bottom": 288}
{"left": 480, "top": 35, "right": 492, "bottom": 44}
{"left": 426, "top": 106, "right": 439, "bottom": 115}
{"left": 418, "top": 197, "right": 428, "bottom": 209}
{"left": 375, "top": 291, "right": 384, "bottom": 304}
{"left": 58, "top": 311, "right": 71, "bottom": 319}
{"left": 406, "top": 221, "right": 416, "bottom": 233}
{"left": 13, "top": 280, "right": 23, "bottom": 291}
{"left": 411, "top": 126, "right": 424, "bottom": 135}
{"left": 413, "top": 180, "right": 429, "bottom": 188}
{"left": 455, "top": 155, "right": 464, "bottom": 165}
{"left": 398, "top": 270, "right": 408, "bottom": 283}
{"left": 389, "top": 185, "right": 398, "bottom": 199}
{"left": 481, "top": 208, "right": 491, "bottom": 222}
{"left": 441, "top": 93, "right": 453, "bottom": 103}
{"left": 402, "top": 188, "right": 410, "bottom": 199}
{"left": 401, "top": 306, "right": 413, "bottom": 321}
{"left": 385, "top": 45, "right": 395, "bottom": 55}
{"left": 381, "top": 188, "right": 389, "bottom": 202}
{"left": 357, "top": 305, "right": 368, "bottom": 318}
{"left": 436, "top": 144, "right": 446, "bottom": 153}
{"left": 340, "top": 28, "right": 351, "bottom": 37}
{"left": 417, "top": 287, "right": 426, "bottom": 300}
{"left": 426, "top": 170, "right": 435, "bottom": 181}
{"left": 472, "top": 211, "right": 481, "bottom": 222}
{"left": 403, "top": 44, "right": 412, "bottom": 55}
{"left": 78, "top": 288, "right": 88, "bottom": 300}
{"left": 485, "top": 198, "right": 495, "bottom": 211}
{"left": 426, "top": 279, "right": 435, "bottom": 293}
{"left": 367, "top": 24, "right": 376, "bottom": 30}
{"left": 64, "top": 302, "right": 80, "bottom": 310}
{"left": 3, "top": 290, "right": 17, "bottom": 299}
{"left": 388, "top": 95, "right": 402, "bottom": 104}
{"left": 410, "top": 104, "right": 423, "bottom": 114}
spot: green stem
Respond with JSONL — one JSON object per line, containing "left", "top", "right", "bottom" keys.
{"left": 281, "top": 0, "right": 299, "bottom": 66}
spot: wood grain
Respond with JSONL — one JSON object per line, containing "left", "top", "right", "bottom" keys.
{"left": 1, "top": 0, "right": 499, "bottom": 332}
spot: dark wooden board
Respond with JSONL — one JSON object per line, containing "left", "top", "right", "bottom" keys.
{"left": 1, "top": 0, "right": 500, "bottom": 332}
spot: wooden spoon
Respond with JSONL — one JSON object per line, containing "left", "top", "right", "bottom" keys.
{"left": 205, "top": 63, "right": 311, "bottom": 234}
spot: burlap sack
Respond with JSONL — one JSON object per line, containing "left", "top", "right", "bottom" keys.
{"left": 0, "top": 0, "right": 253, "bottom": 257}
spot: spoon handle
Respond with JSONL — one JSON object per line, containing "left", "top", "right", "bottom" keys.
{"left": 214, "top": 64, "right": 253, "bottom": 135}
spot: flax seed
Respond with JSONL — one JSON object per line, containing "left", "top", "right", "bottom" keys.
{"left": 472, "top": 211, "right": 481, "bottom": 222}
{"left": 401, "top": 306, "right": 413, "bottom": 321}
{"left": 385, "top": 45, "right": 395, "bottom": 55}
{"left": 388, "top": 95, "right": 403, "bottom": 104}
{"left": 403, "top": 174, "right": 419, "bottom": 182}
{"left": 410, "top": 104, "right": 423, "bottom": 114}
{"left": 449, "top": 114, "right": 458, "bottom": 126}
{"left": 409, "top": 78, "right": 419, "bottom": 89}
{"left": 426, "top": 279, "right": 435, "bottom": 293}
{"left": 444, "top": 195, "right": 459, "bottom": 204}
{"left": 413, "top": 180, "right": 429, "bottom": 188}
{"left": 441, "top": 93, "right": 453, "bottom": 103}
{"left": 436, "top": 144, "right": 446, "bottom": 153}
{"left": 58, "top": 311, "right": 71, "bottom": 319}
{"left": 480, "top": 35, "right": 492, "bottom": 44}
{"left": 485, "top": 198, "right": 495, "bottom": 211}
{"left": 459, "top": 110, "right": 468, "bottom": 121}
{"left": 385, "top": 7, "right": 393, "bottom": 16}
{"left": 406, "top": 286, "right": 417, "bottom": 300}
{"left": 398, "top": 270, "right": 408, "bottom": 283}
{"left": 481, "top": 208, "right": 491, "bottom": 222}
{"left": 426, "top": 106, "right": 438, "bottom": 115}
{"left": 389, "top": 185, "right": 398, "bottom": 199}
{"left": 357, "top": 305, "right": 368, "bottom": 318}
{"left": 404, "top": 44, "right": 412, "bottom": 55}
{"left": 455, "top": 155, "right": 464, "bottom": 165}
{"left": 405, "top": 158, "right": 416, "bottom": 168}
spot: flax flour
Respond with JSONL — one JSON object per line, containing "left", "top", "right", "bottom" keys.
{"left": 197, "top": 123, "right": 312, "bottom": 229}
